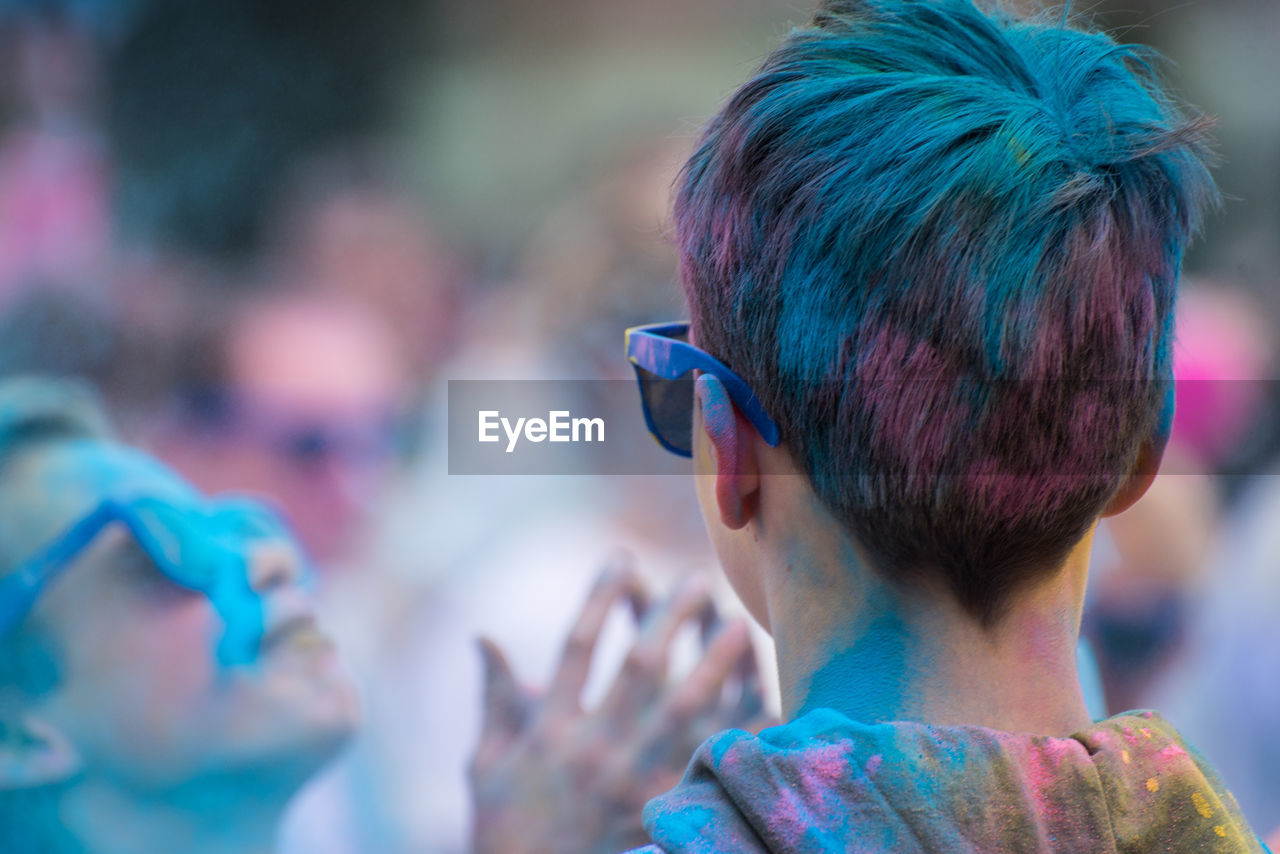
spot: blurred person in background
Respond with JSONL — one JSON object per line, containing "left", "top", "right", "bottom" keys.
{"left": 1138, "top": 283, "right": 1280, "bottom": 836}
{"left": 263, "top": 145, "right": 464, "bottom": 394}
{"left": 103, "top": 0, "right": 431, "bottom": 267}
{"left": 0, "top": 376, "right": 359, "bottom": 854}
{"left": 0, "top": 5, "right": 111, "bottom": 305}
{"left": 153, "top": 285, "right": 411, "bottom": 567}
{"left": 1083, "top": 283, "right": 1274, "bottom": 717}
{"left": 0, "top": 3, "right": 116, "bottom": 420}
{"left": 1152, "top": 465, "right": 1280, "bottom": 838}
{"left": 1084, "top": 475, "right": 1217, "bottom": 716}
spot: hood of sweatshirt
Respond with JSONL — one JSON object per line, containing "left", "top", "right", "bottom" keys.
{"left": 641, "top": 708, "right": 1264, "bottom": 853}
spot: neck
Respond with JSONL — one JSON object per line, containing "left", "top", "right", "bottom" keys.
{"left": 61, "top": 774, "right": 289, "bottom": 854}
{"left": 766, "top": 523, "right": 1094, "bottom": 736}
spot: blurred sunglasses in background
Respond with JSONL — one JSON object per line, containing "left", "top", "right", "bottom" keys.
{"left": 0, "top": 494, "right": 303, "bottom": 666}
{"left": 182, "top": 386, "right": 413, "bottom": 469}
{"left": 624, "top": 322, "right": 780, "bottom": 458}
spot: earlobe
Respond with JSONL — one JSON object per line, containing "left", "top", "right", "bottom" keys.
{"left": 1102, "top": 433, "right": 1168, "bottom": 518}
{"left": 1103, "top": 382, "right": 1173, "bottom": 518}
{"left": 0, "top": 715, "right": 81, "bottom": 790}
{"left": 695, "top": 375, "right": 759, "bottom": 530}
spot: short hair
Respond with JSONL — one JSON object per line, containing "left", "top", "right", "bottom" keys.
{"left": 0, "top": 376, "right": 113, "bottom": 697}
{"left": 675, "top": 0, "right": 1218, "bottom": 624}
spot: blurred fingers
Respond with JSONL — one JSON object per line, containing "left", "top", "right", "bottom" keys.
{"left": 544, "top": 555, "right": 648, "bottom": 717}
{"left": 656, "top": 617, "right": 752, "bottom": 743}
{"left": 599, "top": 575, "right": 714, "bottom": 721}
{"left": 476, "top": 636, "right": 529, "bottom": 752}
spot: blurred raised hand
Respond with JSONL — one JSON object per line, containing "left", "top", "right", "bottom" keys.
{"left": 469, "top": 560, "right": 770, "bottom": 854}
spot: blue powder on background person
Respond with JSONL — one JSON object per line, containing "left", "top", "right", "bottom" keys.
{"left": 0, "top": 375, "right": 358, "bottom": 854}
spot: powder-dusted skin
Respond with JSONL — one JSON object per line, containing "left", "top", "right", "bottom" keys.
{"left": 634, "top": 709, "right": 1265, "bottom": 853}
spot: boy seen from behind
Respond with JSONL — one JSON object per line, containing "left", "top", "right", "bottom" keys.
{"left": 616, "top": 0, "right": 1265, "bottom": 849}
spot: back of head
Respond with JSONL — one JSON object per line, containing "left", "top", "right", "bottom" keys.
{"left": 675, "top": 0, "right": 1218, "bottom": 624}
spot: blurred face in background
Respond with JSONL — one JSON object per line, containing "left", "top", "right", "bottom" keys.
{"left": 164, "top": 291, "right": 409, "bottom": 566}
{"left": 286, "top": 186, "right": 459, "bottom": 380}
{"left": 1, "top": 439, "right": 358, "bottom": 797}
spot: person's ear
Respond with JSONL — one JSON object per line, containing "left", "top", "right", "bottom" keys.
{"left": 694, "top": 374, "right": 760, "bottom": 530}
{"left": 0, "top": 713, "right": 81, "bottom": 790}
{"left": 1103, "top": 383, "right": 1174, "bottom": 518}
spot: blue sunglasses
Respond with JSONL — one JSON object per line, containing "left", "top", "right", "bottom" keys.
{"left": 625, "top": 322, "right": 780, "bottom": 457}
{"left": 0, "top": 494, "right": 300, "bottom": 667}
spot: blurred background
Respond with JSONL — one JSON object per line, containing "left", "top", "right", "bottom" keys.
{"left": 0, "top": 0, "right": 1274, "bottom": 850}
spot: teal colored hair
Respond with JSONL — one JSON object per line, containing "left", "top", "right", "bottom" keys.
{"left": 676, "top": 0, "right": 1218, "bottom": 623}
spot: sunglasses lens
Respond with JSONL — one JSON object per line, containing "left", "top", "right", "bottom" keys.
{"left": 635, "top": 366, "right": 694, "bottom": 456}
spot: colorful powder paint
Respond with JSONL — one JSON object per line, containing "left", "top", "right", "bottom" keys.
{"left": 4, "top": 440, "right": 279, "bottom": 669}
{"left": 644, "top": 709, "right": 1265, "bottom": 852}
{"left": 795, "top": 608, "right": 916, "bottom": 723}
{"left": 672, "top": 0, "right": 1218, "bottom": 627}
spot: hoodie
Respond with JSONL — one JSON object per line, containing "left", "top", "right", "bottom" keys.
{"left": 637, "top": 708, "right": 1265, "bottom": 853}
